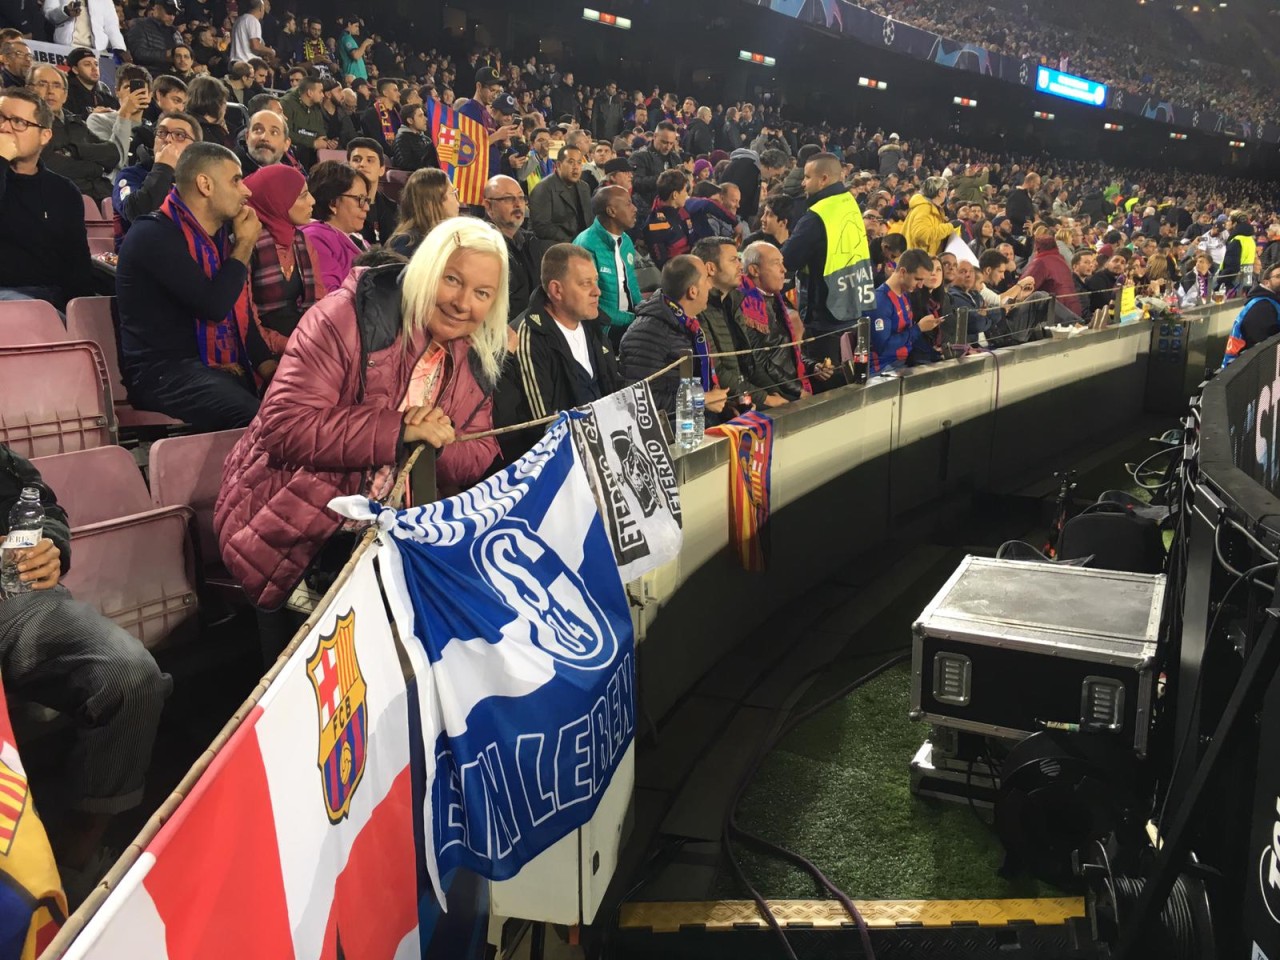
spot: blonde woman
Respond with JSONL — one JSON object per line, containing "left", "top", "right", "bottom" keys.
{"left": 215, "top": 217, "right": 508, "bottom": 610}
{"left": 387, "top": 168, "right": 461, "bottom": 259}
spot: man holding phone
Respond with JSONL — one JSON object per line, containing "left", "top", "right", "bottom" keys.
{"left": 86, "top": 64, "right": 152, "bottom": 176}
{"left": 64, "top": 45, "right": 117, "bottom": 118}
{"left": 42, "top": 0, "right": 127, "bottom": 58}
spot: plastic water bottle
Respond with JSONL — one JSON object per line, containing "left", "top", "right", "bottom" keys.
{"left": 675, "top": 378, "right": 697, "bottom": 450}
{"left": 690, "top": 378, "right": 706, "bottom": 444}
{"left": 2, "top": 487, "right": 45, "bottom": 598}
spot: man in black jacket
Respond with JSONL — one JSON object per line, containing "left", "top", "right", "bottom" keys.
{"left": 0, "top": 444, "right": 168, "bottom": 891}
{"left": 496, "top": 243, "right": 622, "bottom": 461}
{"left": 621, "top": 255, "right": 731, "bottom": 420}
{"left": 550, "top": 70, "right": 578, "bottom": 124}
{"left": 0, "top": 89, "right": 96, "bottom": 309}
{"left": 529, "top": 143, "right": 591, "bottom": 243}
{"left": 483, "top": 173, "right": 540, "bottom": 319}
{"left": 64, "top": 47, "right": 117, "bottom": 119}
{"left": 628, "top": 120, "right": 682, "bottom": 212}
{"left": 31, "top": 64, "right": 118, "bottom": 202}
{"left": 1005, "top": 171, "right": 1040, "bottom": 234}
{"left": 391, "top": 102, "right": 439, "bottom": 172}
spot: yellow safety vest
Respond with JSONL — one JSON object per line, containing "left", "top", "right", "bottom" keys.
{"left": 809, "top": 191, "right": 875, "bottom": 320}
{"left": 1238, "top": 234, "right": 1257, "bottom": 266}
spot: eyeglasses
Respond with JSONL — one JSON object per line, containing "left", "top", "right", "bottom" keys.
{"left": 30, "top": 79, "right": 65, "bottom": 91}
{"left": 487, "top": 194, "right": 526, "bottom": 205}
{"left": 154, "top": 128, "right": 194, "bottom": 143}
{"left": 341, "top": 194, "right": 372, "bottom": 208}
{"left": 0, "top": 111, "right": 45, "bottom": 132}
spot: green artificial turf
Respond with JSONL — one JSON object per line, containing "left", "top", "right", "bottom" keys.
{"left": 715, "top": 663, "right": 1070, "bottom": 902}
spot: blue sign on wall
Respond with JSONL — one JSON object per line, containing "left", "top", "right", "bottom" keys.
{"left": 1034, "top": 67, "right": 1107, "bottom": 107}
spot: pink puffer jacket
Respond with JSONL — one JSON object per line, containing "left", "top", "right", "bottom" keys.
{"left": 214, "top": 266, "right": 501, "bottom": 610}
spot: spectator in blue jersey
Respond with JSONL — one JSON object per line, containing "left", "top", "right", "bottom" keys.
{"left": 337, "top": 17, "right": 372, "bottom": 82}
{"left": 112, "top": 110, "right": 202, "bottom": 248}
{"left": 868, "top": 248, "right": 941, "bottom": 374}
{"left": 645, "top": 168, "right": 692, "bottom": 266}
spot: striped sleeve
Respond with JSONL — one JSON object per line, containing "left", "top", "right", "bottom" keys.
{"left": 517, "top": 321, "right": 549, "bottom": 421}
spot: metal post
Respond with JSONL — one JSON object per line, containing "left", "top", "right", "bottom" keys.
{"left": 409, "top": 443, "right": 437, "bottom": 506}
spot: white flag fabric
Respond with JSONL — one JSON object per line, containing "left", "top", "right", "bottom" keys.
{"left": 332, "top": 416, "right": 636, "bottom": 905}
{"left": 945, "top": 231, "right": 980, "bottom": 266}
{"left": 566, "top": 381, "right": 682, "bottom": 582}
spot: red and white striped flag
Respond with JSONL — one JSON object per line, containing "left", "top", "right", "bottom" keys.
{"left": 61, "top": 548, "right": 422, "bottom": 960}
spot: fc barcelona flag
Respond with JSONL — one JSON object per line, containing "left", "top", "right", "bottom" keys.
{"left": 423, "top": 98, "right": 489, "bottom": 206}
{"left": 0, "top": 680, "right": 65, "bottom": 960}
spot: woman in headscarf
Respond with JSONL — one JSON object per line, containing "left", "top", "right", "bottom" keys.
{"left": 242, "top": 165, "right": 326, "bottom": 372}
{"left": 300, "top": 160, "right": 373, "bottom": 292}
{"left": 386, "top": 168, "right": 460, "bottom": 259}
{"left": 215, "top": 217, "right": 507, "bottom": 611}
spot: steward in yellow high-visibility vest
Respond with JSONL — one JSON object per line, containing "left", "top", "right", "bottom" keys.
{"left": 782, "top": 153, "right": 874, "bottom": 391}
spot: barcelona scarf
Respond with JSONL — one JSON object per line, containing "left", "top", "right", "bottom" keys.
{"left": 0, "top": 680, "right": 66, "bottom": 960}
{"left": 423, "top": 97, "right": 490, "bottom": 206}
{"left": 737, "top": 276, "right": 811, "bottom": 394}
{"left": 158, "top": 189, "right": 253, "bottom": 374}
{"left": 664, "top": 295, "right": 719, "bottom": 391}
{"left": 373, "top": 100, "right": 400, "bottom": 145}
{"left": 707, "top": 412, "right": 774, "bottom": 572}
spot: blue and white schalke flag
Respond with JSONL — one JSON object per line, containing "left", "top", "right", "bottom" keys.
{"left": 330, "top": 417, "right": 635, "bottom": 903}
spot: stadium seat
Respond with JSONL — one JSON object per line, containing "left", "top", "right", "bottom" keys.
{"left": 0, "top": 342, "right": 115, "bottom": 458}
{"left": 32, "top": 446, "right": 199, "bottom": 649}
{"left": 317, "top": 148, "right": 347, "bottom": 165}
{"left": 65, "top": 297, "right": 186, "bottom": 429}
{"left": 85, "top": 221, "right": 114, "bottom": 241}
{"left": 0, "top": 299, "right": 69, "bottom": 347}
{"left": 82, "top": 195, "right": 103, "bottom": 222}
{"left": 88, "top": 236, "right": 114, "bottom": 256}
{"left": 149, "top": 428, "right": 245, "bottom": 567}
{"left": 99, "top": 196, "right": 113, "bottom": 221}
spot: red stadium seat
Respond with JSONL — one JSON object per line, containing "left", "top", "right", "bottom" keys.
{"left": 149, "top": 428, "right": 245, "bottom": 567}
{"left": 317, "top": 148, "right": 347, "bottom": 165}
{"left": 0, "top": 300, "right": 69, "bottom": 347}
{"left": 99, "top": 196, "right": 113, "bottom": 221}
{"left": 0, "top": 342, "right": 115, "bottom": 458}
{"left": 33, "top": 446, "right": 199, "bottom": 649}
{"left": 82, "top": 194, "right": 103, "bottom": 222}
{"left": 66, "top": 297, "right": 186, "bottom": 429}
{"left": 88, "top": 236, "right": 115, "bottom": 256}
{"left": 85, "top": 221, "right": 114, "bottom": 241}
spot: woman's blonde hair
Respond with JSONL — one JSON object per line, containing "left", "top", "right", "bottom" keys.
{"left": 389, "top": 168, "right": 452, "bottom": 249}
{"left": 400, "top": 216, "right": 509, "bottom": 386}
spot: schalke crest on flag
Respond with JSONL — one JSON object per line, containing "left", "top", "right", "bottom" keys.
{"left": 307, "top": 610, "right": 369, "bottom": 823}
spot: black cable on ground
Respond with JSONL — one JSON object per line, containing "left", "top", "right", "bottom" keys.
{"left": 722, "top": 652, "right": 911, "bottom": 960}
{"left": 1110, "top": 874, "right": 1201, "bottom": 960}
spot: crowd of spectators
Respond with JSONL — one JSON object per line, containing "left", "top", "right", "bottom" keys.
{"left": 5, "top": 0, "right": 1280, "bottom": 910}
{"left": 866, "top": 0, "right": 1280, "bottom": 133}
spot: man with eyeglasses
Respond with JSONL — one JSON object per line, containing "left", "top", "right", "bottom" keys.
{"left": 28, "top": 63, "right": 118, "bottom": 201}
{"left": 0, "top": 89, "right": 95, "bottom": 310}
{"left": 0, "top": 39, "right": 31, "bottom": 89}
{"left": 484, "top": 173, "right": 539, "bottom": 319}
{"left": 111, "top": 110, "right": 201, "bottom": 246}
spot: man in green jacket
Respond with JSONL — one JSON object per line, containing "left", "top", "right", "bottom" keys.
{"left": 574, "top": 185, "right": 640, "bottom": 348}
{"left": 280, "top": 75, "right": 336, "bottom": 167}
{"left": 950, "top": 162, "right": 989, "bottom": 204}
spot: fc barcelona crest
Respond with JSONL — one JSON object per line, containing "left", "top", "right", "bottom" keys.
{"left": 307, "top": 610, "right": 368, "bottom": 823}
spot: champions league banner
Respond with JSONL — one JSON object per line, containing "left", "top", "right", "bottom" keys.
{"left": 748, "top": 0, "right": 1279, "bottom": 144}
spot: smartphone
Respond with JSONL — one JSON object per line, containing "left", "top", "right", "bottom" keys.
{"left": 129, "top": 79, "right": 147, "bottom": 92}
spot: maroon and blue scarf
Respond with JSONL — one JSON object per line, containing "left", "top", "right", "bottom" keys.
{"left": 664, "top": 294, "right": 718, "bottom": 390}
{"left": 158, "top": 188, "right": 252, "bottom": 372}
{"left": 737, "top": 276, "right": 811, "bottom": 394}
{"left": 708, "top": 411, "right": 775, "bottom": 572}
